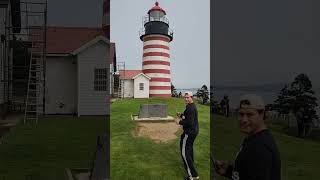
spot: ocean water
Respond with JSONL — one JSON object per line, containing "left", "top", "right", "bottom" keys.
{"left": 176, "top": 88, "right": 201, "bottom": 96}
{"left": 213, "top": 89, "right": 278, "bottom": 108}
{"left": 215, "top": 88, "right": 320, "bottom": 117}
{"left": 178, "top": 87, "right": 320, "bottom": 116}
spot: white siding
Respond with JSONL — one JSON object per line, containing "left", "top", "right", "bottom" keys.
{"left": 133, "top": 75, "right": 149, "bottom": 98}
{"left": 122, "top": 79, "right": 134, "bottom": 98}
{"left": 77, "top": 41, "right": 109, "bottom": 116}
{"left": 45, "top": 56, "right": 77, "bottom": 114}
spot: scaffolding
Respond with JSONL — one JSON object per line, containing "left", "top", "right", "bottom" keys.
{"left": 4, "top": 0, "right": 47, "bottom": 123}
{"left": 114, "top": 61, "right": 125, "bottom": 98}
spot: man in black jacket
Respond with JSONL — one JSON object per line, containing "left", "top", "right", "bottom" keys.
{"left": 215, "top": 94, "right": 281, "bottom": 180}
{"left": 177, "top": 91, "right": 200, "bottom": 180}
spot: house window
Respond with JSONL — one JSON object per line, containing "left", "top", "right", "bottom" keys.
{"left": 94, "top": 68, "right": 108, "bottom": 91}
{"left": 139, "top": 83, "right": 144, "bottom": 90}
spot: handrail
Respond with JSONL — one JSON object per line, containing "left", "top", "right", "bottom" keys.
{"left": 139, "top": 27, "right": 173, "bottom": 39}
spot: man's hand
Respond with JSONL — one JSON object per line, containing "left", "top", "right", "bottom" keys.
{"left": 215, "top": 160, "right": 230, "bottom": 176}
{"left": 176, "top": 112, "right": 182, "bottom": 117}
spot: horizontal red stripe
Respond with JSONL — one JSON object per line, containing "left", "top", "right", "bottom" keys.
{"left": 143, "top": 61, "right": 170, "bottom": 66}
{"left": 150, "top": 86, "right": 171, "bottom": 90}
{"left": 143, "top": 52, "right": 170, "bottom": 57}
{"left": 143, "top": 69, "right": 170, "bottom": 74}
{"left": 150, "top": 94, "right": 172, "bottom": 97}
{"left": 150, "top": 78, "right": 171, "bottom": 82}
{"left": 144, "top": 45, "right": 169, "bottom": 50}
{"left": 143, "top": 36, "right": 170, "bottom": 42}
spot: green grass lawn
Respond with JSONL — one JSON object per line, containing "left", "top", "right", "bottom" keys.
{"left": 212, "top": 114, "right": 320, "bottom": 180}
{"left": 111, "top": 98, "right": 210, "bottom": 179}
{"left": 0, "top": 116, "right": 106, "bottom": 180}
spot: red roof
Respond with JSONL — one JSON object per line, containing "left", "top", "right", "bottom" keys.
{"left": 29, "top": 26, "right": 115, "bottom": 64}
{"left": 44, "top": 26, "right": 106, "bottom": 54}
{"left": 148, "top": 2, "right": 166, "bottom": 15}
{"left": 119, "top": 70, "right": 142, "bottom": 79}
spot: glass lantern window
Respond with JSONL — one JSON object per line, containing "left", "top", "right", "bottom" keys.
{"left": 149, "top": 11, "right": 165, "bottom": 21}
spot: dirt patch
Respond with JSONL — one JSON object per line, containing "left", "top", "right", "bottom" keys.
{"left": 132, "top": 121, "right": 180, "bottom": 143}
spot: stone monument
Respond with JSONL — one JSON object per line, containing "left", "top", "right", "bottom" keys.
{"left": 132, "top": 104, "right": 175, "bottom": 122}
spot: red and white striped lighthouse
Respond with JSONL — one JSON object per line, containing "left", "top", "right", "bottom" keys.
{"left": 140, "top": 2, "right": 173, "bottom": 97}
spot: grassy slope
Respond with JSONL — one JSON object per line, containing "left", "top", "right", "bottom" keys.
{"left": 213, "top": 114, "right": 320, "bottom": 180}
{"left": 0, "top": 116, "right": 106, "bottom": 180}
{"left": 111, "top": 98, "right": 210, "bottom": 180}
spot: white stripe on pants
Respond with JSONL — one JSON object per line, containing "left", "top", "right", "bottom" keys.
{"left": 182, "top": 134, "right": 192, "bottom": 177}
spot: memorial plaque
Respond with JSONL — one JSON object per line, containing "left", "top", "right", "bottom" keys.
{"left": 138, "top": 104, "right": 167, "bottom": 118}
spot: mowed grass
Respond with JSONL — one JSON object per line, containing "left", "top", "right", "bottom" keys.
{"left": 0, "top": 116, "right": 106, "bottom": 180}
{"left": 111, "top": 98, "right": 210, "bottom": 179}
{"left": 212, "top": 114, "right": 320, "bottom": 180}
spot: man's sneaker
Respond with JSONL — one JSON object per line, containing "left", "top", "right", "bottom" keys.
{"left": 193, "top": 176, "right": 200, "bottom": 179}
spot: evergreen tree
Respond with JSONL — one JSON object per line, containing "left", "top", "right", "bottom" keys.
{"left": 171, "top": 83, "right": 178, "bottom": 97}
{"left": 196, "top": 85, "right": 209, "bottom": 104}
{"left": 290, "top": 74, "right": 318, "bottom": 122}
{"left": 274, "top": 73, "right": 318, "bottom": 136}
{"left": 274, "top": 84, "right": 292, "bottom": 114}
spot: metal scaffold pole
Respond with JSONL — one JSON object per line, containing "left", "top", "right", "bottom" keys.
{"left": 5, "top": 0, "right": 47, "bottom": 124}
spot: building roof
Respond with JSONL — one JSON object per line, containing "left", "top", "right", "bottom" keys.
{"left": 132, "top": 73, "right": 151, "bottom": 80}
{"left": 44, "top": 26, "right": 106, "bottom": 54}
{"left": 71, "top": 35, "right": 109, "bottom": 55}
{"left": 119, "top": 70, "right": 143, "bottom": 79}
{"left": 30, "top": 26, "right": 116, "bottom": 65}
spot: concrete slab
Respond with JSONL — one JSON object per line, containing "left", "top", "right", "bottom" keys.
{"left": 132, "top": 115, "right": 175, "bottom": 122}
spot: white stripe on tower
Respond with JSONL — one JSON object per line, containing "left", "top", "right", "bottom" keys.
{"left": 143, "top": 48, "right": 170, "bottom": 54}
{"left": 142, "top": 34, "right": 171, "bottom": 97}
{"left": 150, "top": 82, "right": 171, "bottom": 86}
{"left": 143, "top": 56, "right": 170, "bottom": 62}
{"left": 143, "top": 40, "right": 169, "bottom": 46}
{"left": 145, "top": 73, "right": 171, "bottom": 78}
{"left": 149, "top": 90, "right": 172, "bottom": 94}
{"left": 143, "top": 64, "right": 170, "bottom": 70}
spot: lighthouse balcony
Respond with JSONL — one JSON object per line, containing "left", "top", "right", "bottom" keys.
{"left": 139, "top": 27, "right": 173, "bottom": 41}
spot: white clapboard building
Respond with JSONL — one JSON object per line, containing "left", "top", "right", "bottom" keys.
{"left": 44, "top": 27, "right": 113, "bottom": 116}
{"left": 119, "top": 70, "right": 150, "bottom": 98}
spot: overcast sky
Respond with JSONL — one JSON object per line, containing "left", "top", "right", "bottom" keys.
{"left": 212, "top": 0, "right": 320, "bottom": 88}
{"left": 47, "top": 0, "right": 103, "bottom": 27}
{"left": 111, "top": 0, "right": 210, "bottom": 89}
{"left": 46, "top": 0, "right": 320, "bottom": 89}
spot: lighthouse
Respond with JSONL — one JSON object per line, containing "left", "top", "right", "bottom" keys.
{"left": 140, "top": 2, "right": 173, "bottom": 97}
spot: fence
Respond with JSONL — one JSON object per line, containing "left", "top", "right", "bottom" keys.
{"left": 266, "top": 111, "right": 320, "bottom": 129}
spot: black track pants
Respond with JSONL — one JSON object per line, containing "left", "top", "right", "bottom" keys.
{"left": 180, "top": 132, "right": 198, "bottom": 177}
